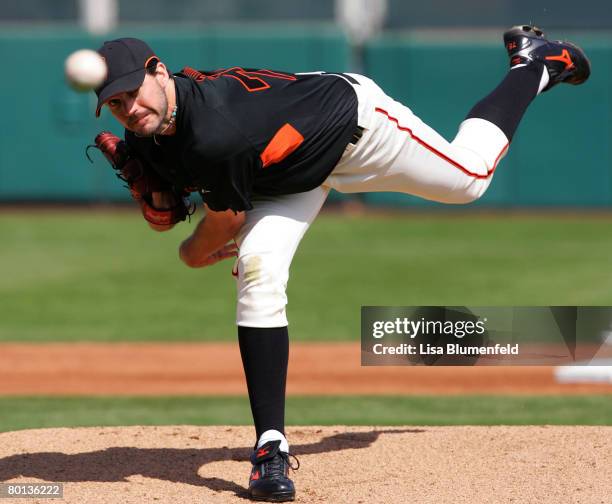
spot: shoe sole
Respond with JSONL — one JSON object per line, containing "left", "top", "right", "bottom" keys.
{"left": 249, "top": 492, "right": 295, "bottom": 502}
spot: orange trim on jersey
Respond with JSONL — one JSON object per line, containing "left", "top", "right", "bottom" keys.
{"left": 260, "top": 123, "right": 304, "bottom": 168}
{"left": 245, "top": 69, "right": 297, "bottom": 81}
{"left": 181, "top": 66, "right": 206, "bottom": 81}
{"left": 227, "top": 73, "right": 271, "bottom": 92}
{"left": 207, "top": 67, "right": 296, "bottom": 81}
{"left": 374, "top": 107, "right": 509, "bottom": 179}
{"left": 205, "top": 67, "right": 297, "bottom": 92}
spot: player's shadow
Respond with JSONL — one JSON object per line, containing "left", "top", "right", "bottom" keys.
{"left": 0, "top": 428, "right": 423, "bottom": 499}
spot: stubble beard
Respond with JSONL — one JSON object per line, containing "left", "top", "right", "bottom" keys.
{"left": 152, "top": 91, "right": 170, "bottom": 136}
{"left": 129, "top": 82, "right": 169, "bottom": 137}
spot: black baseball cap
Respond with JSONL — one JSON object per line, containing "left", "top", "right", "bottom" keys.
{"left": 95, "top": 38, "right": 158, "bottom": 117}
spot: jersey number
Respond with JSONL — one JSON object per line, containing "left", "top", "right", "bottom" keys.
{"left": 207, "top": 67, "right": 297, "bottom": 92}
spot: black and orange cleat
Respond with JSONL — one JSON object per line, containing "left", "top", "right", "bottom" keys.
{"left": 248, "top": 440, "right": 299, "bottom": 502}
{"left": 503, "top": 24, "right": 591, "bottom": 91}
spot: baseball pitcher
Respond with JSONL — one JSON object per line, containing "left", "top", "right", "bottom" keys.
{"left": 90, "top": 26, "right": 590, "bottom": 502}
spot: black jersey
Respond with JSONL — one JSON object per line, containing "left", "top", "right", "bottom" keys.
{"left": 125, "top": 68, "right": 359, "bottom": 212}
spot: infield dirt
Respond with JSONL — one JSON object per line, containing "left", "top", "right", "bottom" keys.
{"left": 0, "top": 425, "right": 610, "bottom": 503}
{"left": 1, "top": 342, "right": 611, "bottom": 395}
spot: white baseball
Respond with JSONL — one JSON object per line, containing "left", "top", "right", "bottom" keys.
{"left": 65, "top": 49, "right": 107, "bottom": 92}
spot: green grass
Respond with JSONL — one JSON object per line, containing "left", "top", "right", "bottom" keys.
{"left": 3, "top": 210, "right": 612, "bottom": 341}
{"left": 0, "top": 395, "right": 610, "bottom": 432}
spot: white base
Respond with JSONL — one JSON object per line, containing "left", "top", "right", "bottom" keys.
{"left": 554, "top": 360, "right": 612, "bottom": 384}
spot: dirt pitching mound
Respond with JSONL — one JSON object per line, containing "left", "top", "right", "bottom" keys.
{"left": 0, "top": 426, "right": 610, "bottom": 503}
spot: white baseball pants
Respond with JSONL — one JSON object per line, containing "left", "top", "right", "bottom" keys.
{"left": 234, "top": 73, "right": 510, "bottom": 327}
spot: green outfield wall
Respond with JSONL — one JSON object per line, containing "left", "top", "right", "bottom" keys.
{"left": 0, "top": 27, "right": 609, "bottom": 207}
{"left": 4, "top": 0, "right": 611, "bottom": 29}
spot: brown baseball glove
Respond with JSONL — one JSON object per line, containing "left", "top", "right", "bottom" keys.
{"left": 88, "top": 131, "right": 193, "bottom": 227}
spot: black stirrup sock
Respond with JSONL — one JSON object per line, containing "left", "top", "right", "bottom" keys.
{"left": 238, "top": 326, "right": 289, "bottom": 440}
{"left": 466, "top": 63, "right": 544, "bottom": 141}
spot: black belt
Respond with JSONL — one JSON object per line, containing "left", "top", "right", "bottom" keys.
{"left": 328, "top": 72, "right": 363, "bottom": 145}
{"left": 350, "top": 125, "right": 365, "bottom": 145}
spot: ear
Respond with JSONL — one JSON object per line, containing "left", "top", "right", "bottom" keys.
{"left": 154, "top": 62, "right": 171, "bottom": 87}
